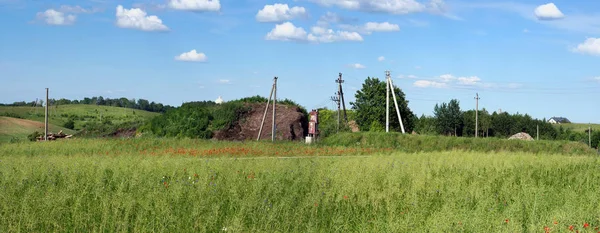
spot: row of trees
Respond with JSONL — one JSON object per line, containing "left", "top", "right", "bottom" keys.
{"left": 348, "top": 76, "right": 599, "bottom": 148}
{"left": 1, "top": 96, "right": 174, "bottom": 113}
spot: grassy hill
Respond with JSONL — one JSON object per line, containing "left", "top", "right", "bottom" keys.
{"left": 0, "top": 105, "right": 159, "bottom": 142}
{"left": 553, "top": 123, "right": 600, "bottom": 132}
{"left": 0, "top": 116, "right": 75, "bottom": 143}
{"left": 0, "top": 105, "right": 159, "bottom": 130}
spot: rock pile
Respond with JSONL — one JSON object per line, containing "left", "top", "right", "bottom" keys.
{"left": 508, "top": 132, "right": 534, "bottom": 141}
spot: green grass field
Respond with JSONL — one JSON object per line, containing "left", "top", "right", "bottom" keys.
{"left": 0, "top": 116, "right": 75, "bottom": 143}
{"left": 554, "top": 123, "right": 600, "bottom": 132}
{"left": 0, "top": 105, "right": 158, "bottom": 130}
{"left": 1, "top": 138, "right": 599, "bottom": 232}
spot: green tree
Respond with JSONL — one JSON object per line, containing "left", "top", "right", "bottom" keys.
{"left": 351, "top": 77, "right": 415, "bottom": 132}
{"left": 414, "top": 114, "right": 437, "bottom": 135}
{"left": 434, "top": 99, "right": 463, "bottom": 136}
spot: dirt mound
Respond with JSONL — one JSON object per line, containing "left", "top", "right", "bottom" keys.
{"left": 110, "top": 128, "right": 137, "bottom": 138}
{"left": 508, "top": 132, "right": 534, "bottom": 141}
{"left": 214, "top": 103, "right": 308, "bottom": 141}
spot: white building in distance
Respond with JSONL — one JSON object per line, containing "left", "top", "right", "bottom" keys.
{"left": 215, "top": 96, "right": 224, "bottom": 104}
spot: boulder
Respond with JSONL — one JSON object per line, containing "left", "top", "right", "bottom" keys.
{"left": 508, "top": 132, "right": 534, "bottom": 141}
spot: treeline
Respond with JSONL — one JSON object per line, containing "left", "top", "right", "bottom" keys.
{"left": 413, "top": 99, "right": 600, "bottom": 148}
{"left": 1, "top": 96, "right": 174, "bottom": 113}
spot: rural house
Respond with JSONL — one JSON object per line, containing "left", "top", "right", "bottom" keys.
{"left": 548, "top": 117, "right": 571, "bottom": 124}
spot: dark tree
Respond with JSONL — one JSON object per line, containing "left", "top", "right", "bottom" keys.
{"left": 351, "top": 77, "right": 415, "bottom": 132}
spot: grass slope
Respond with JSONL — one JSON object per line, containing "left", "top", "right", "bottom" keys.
{"left": 1, "top": 139, "right": 599, "bottom": 232}
{"left": 553, "top": 123, "right": 600, "bottom": 132}
{"left": 0, "top": 116, "right": 75, "bottom": 143}
{"left": 0, "top": 105, "right": 158, "bottom": 130}
{"left": 322, "top": 132, "right": 598, "bottom": 156}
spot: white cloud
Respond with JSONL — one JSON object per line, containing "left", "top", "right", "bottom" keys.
{"left": 168, "top": 0, "right": 220, "bottom": 11}
{"left": 594, "top": 77, "right": 600, "bottom": 83}
{"left": 534, "top": 3, "right": 564, "bottom": 20}
{"left": 348, "top": 63, "right": 366, "bottom": 69}
{"left": 457, "top": 76, "right": 481, "bottom": 85}
{"left": 340, "top": 22, "right": 400, "bottom": 34}
{"left": 36, "top": 9, "right": 76, "bottom": 25}
{"left": 415, "top": 66, "right": 422, "bottom": 69}
{"left": 265, "top": 22, "right": 309, "bottom": 41}
{"left": 59, "top": 5, "right": 100, "bottom": 14}
{"left": 439, "top": 74, "right": 455, "bottom": 82}
{"left": 308, "top": 26, "right": 363, "bottom": 43}
{"left": 414, "top": 80, "right": 447, "bottom": 88}
{"left": 378, "top": 56, "right": 385, "bottom": 61}
{"left": 256, "top": 4, "right": 306, "bottom": 22}
{"left": 311, "top": 0, "right": 426, "bottom": 15}
{"left": 317, "top": 11, "right": 356, "bottom": 26}
{"left": 218, "top": 79, "right": 230, "bottom": 84}
{"left": 265, "top": 22, "right": 363, "bottom": 43}
{"left": 175, "top": 49, "right": 207, "bottom": 62}
{"left": 398, "top": 74, "right": 418, "bottom": 79}
{"left": 573, "top": 38, "right": 600, "bottom": 56}
{"left": 116, "top": 5, "right": 169, "bottom": 31}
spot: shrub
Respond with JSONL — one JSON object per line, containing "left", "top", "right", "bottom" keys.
{"left": 27, "top": 131, "right": 43, "bottom": 142}
{"left": 63, "top": 119, "right": 75, "bottom": 130}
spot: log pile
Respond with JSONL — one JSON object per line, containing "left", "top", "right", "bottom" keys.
{"left": 37, "top": 130, "right": 73, "bottom": 141}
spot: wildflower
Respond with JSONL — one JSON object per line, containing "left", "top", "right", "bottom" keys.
{"left": 343, "top": 195, "right": 348, "bottom": 200}
{"left": 569, "top": 225, "right": 574, "bottom": 231}
{"left": 314, "top": 202, "right": 318, "bottom": 207}
{"left": 554, "top": 220, "right": 558, "bottom": 225}
{"left": 544, "top": 226, "right": 551, "bottom": 233}
{"left": 584, "top": 223, "right": 589, "bottom": 228}
{"left": 505, "top": 219, "right": 509, "bottom": 224}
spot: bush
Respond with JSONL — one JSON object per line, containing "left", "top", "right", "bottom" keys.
{"left": 27, "top": 131, "right": 43, "bottom": 142}
{"left": 63, "top": 119, "right": 75, "bottom": 130}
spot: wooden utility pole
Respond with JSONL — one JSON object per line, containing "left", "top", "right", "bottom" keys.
{"left": 537, "top": 124, "right": 539, "bottom": 141}
{"left": 386, "top": 71, "right": 390, "bottom": 133}
{"left": 272, "top": 77, "right": 277, "bottom": 142}
{"left": 336, "top": 73, "right": 348, "bottom": 123}
{"left": 257, "top": 77, "right": 278, "bottom": 142}
{"left": 589, "top": 124, "right": 592, "bottom": 147}
{"left": 45, "top": 88, "right": 49, "bottom": 141}
{"left": 475, "top": 93, "right": 480, "bottom": 138}
{"left": 330, "top": 94, "right": 340, "bottom": 133}
{"left": 386, "top": 71, "right": 406, "bottom": 134}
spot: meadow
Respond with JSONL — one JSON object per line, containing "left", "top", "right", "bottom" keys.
{"left": 1, "top": 138, "right": 600, "bottom": 232}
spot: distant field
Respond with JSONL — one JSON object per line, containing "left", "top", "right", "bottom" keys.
{"left": 553, "top": 123, "right": 600, "bottom": 132}
{"left": 1, "top": 138, "right": 599, "bottom": 232}
{"left": 0, "top": 105, "right": 158, "bottom": 128}
{"left": 0, "top": 116, "right": 75, "bottom": 143}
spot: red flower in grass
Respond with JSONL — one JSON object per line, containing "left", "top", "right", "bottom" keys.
{"left": 583, "top": 223, "right": 590, "bottom": 228}
{"left": 544, "top": 226, "right": 551, "bottom": 233}
{"left": 505, "top": 219, "right": 509, "bottom": 224}
{"left": 569, "top": 225, "right": 574, "bottom": 231}
{"left": 343, "top": 195, "right": 348, "bottom": 200}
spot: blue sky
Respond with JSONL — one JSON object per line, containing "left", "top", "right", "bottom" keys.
{"left": 1, "top": 0, "right": 599, "bottom": 123}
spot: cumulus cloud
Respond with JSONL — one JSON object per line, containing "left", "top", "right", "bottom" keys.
{"left": 310, "top": 0, "right": 426, "bottom": 14}
{"left": 534, "top": 3, "right": 564, "bottom": 20}
{"left": 348, "top": 63, "right": 366, "bottom": 69}
{"left": 265, "top": 22, "right": 309, "bottom": 41}
{"left": 265, "top": 22, "right": 363, "bottom": 43}
{"left": 317, "top": 11, "right": 357, "bottom": 26}
{"left": 168, "top": 0, "right": 220, "bottom": 11}
{"left": 116, "top": 5, "right": 169, "bottom": 31}
{"left": 414, "top": 80, "right": 447, "bottom": 88}
{"left": 36, "top": 9, "right": 76, "bottom": 25}
{"left": 414, "top": 74, "right": 484, "bottom": 88}
{"left": 175, "top": 49, "right": 207, "bottom": 62}
{"left": 457, "top": 76, "right": 481, "bottom": 85}
{"left": 256, "top": 4, "right": 306, "bottom": 22}
{"left": 378, "top": 56, "right": 385, "bottom": 61}
{"left": 340, "top": 22, "right": 400, "bottom": 34}
{"left": 573, "top": 38, "right": 600, "bottom": 56}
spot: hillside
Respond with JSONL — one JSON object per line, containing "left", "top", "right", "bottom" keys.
{"left": 0, "top": 105, "right": 159, "bottom": 131}
{"left": 0, "top": 117, "right": 75, "bottom": 143}
{"left": 553, "top": 123, "right": 600, "bottom": 132}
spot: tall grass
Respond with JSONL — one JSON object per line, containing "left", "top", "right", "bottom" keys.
{"left": 1, "top": 146, "right": 599, "bottom": 232}
{"left": 322, "top": 132, "right": 598, "bottom": 156}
